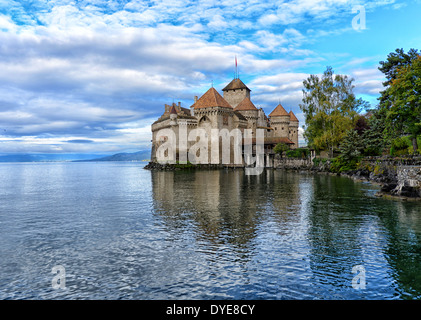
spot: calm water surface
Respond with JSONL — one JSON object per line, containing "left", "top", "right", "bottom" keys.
{"left": 0, "top": 162, "right": 420, "bottom": 300}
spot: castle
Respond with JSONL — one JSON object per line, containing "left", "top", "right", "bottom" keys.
{"left": 150, "top": 76, "right": 299, "bottom": 167}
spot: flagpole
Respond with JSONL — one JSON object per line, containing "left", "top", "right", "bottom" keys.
{"left": 234, "top": 56, "right": 238, "bottom": 79}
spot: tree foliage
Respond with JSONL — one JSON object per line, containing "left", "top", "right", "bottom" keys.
{"left": 273, "top": 143, "right": 289, "bottom": 158}
{"left": 361, "top": 111, "right": 386, "bottom": 156}
{"left": 286, "top": 148, "right": 310, "bottom": 159}
{"left": 339, "top": 129, "right": 362, "bottom": 161}
{"left": 354, "top": 115, "right": 369, "bottom": 136}
{"left": 379, "top": 48, "right": 419, "bottom": 87}
{"left": 299, "top": 66, "right": 363, "bottom": 156}
{"left": 377, "top": 48, "right": 420, "bottom": 153}
{"left": 386, "top": 55, "right": 421, "bottom": 152}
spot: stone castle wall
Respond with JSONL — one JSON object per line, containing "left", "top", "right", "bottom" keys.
{"left": 223, "top": 89, "right": 250, "bottom": 108}
{"left": 288, "top": 122, "right": 299, "bottom": 148}
{"left": 270, "top": 116, "right": 291, "bottom": 139}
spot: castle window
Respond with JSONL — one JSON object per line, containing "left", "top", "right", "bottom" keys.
{"left": 223, "top": 115, "right": 228, "bottom": 125}
{"left": 199, "top": 116, "right": 210, "bottom": 123}
{"left": 282, "top": 127, "right": 284, "bottom": 130}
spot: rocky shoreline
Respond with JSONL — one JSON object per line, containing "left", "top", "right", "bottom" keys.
{"left": 336, "top": 168, "right": 419, "bottom": 201}
{"left": 144, "top": 161, "right": 229, "bottom": 171}
{"left": 277, "top": 157, "right": 421, "bottom": 201}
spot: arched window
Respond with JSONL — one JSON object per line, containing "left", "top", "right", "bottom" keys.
{"left": 199, "top": 116, "right": 211, "bottom": 123}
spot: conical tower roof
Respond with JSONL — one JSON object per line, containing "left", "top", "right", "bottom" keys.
{"left": 222, "top": 78, "right": 251, "bottom": 92}
{"left": 234, "top": 97, "right": 258, "bottom": 111}
{"left": 289, "top": 110, "right": 299, "bottom": 122}
{"left": 269, "top": 103, "right": 289, "bottom": 117}
{"left": 191, "top": 87, "right": 232, "bottom": 109}
{"left": 169, "top": 105, "right": 178, "bottom": 114}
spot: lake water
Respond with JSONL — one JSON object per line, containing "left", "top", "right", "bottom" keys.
{"left": 0, "top": 162, "right": 420, "bottom": 300}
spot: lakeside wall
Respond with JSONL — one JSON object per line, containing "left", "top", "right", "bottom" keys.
{"left": 274, "top": 156, "right": 421, "bottom": 200}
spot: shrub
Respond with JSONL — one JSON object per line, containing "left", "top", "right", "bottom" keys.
{"left": 408, "top": 136, "right": 421, "bottom": 154}
{"left": 286, "top": 148, "right": 310, "bottom": 159}
{"left": 390, "top": 137, "right": 411, "bottom": 156}
{"left": 273, "top": 143, "right": 290, "bottom": 158}
{"left": 313, "top": 158, "right": 328, "bottom": 166}
{"left": 330, "top": 156, "right": 359, "bottom": 173}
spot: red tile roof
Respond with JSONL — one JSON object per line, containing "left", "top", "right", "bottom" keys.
{"left": 289, "top": 110, "right": 299, "bottom": 122}
{"left": 269, "top": 104, "right": 289, "bottom": 117}
{"left": 191, "top": 87, "right": 232, "bottom": 109}
{"left": 222, "top": 78, "right": 251, "bottom": 92}
{"left": 243, "top": 137, "right": 294, "bottom": 145}
{"left": 169, "top": 105, "right": 177, "bottom": 114}
{"left": 234, "top": 97, "right": 258, "bottom": 111}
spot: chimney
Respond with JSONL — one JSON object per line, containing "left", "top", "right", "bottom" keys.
{"left": 191, "top": 97, "right": 197, "bottom": 117}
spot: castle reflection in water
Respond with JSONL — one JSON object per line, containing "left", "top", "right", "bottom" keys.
{"left": 150, "top": 169, "right": 307, "bottom": 245}
{"left": 150, "top": 168, "right": 421, "bottom": 299}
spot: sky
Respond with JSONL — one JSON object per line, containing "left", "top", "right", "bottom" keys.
{"left": 0, "top": 0, "right": 420, "bottom": 155}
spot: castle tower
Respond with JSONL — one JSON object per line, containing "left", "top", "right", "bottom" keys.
{"left": 269, "top": 103, "right": 291, "bottom": 139}
{"left": 169, "top": 105, "right": 178, "bottom": 126}
{"left": 190, "top": 87, "right": 235, "bottom": 133}
{"left": 288, "top": 111, "right": 299, "bottom": 149}
{"left": 222, "top": 78, "right": 251, "bottom": 108}
{"left": 190, "top": 87, "right": 234, "bottom": 164}
{"left": 234, "top": 96, "right": 259, "bottom": 136}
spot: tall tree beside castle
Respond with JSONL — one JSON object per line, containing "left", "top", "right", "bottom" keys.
{"left": 299, "top": 66, "right": 362, "bottom": 157}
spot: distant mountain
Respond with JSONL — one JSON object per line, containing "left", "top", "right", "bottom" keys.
{"left": 0, "top": 151, "right": 150, "bottom": 162}
{"left": 75, "top": 151, "right": 150, "bottom": 162}
{"left": 0, "top": 153, "right": 108, "bottom": 162}
{"left": 0, "top": 154, "right": 39, "bottom": 162}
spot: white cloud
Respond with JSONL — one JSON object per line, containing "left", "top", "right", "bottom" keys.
{"left": 207, "top": 14, "right": 229, "bottom": 30}
{"left": 248, "top": 72, "right": 308, "bottom": 118}
{"left": 0, "top": 14, "right": 18, "bottom": 32}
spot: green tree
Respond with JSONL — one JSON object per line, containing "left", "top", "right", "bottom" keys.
{"left": 387, "top": 55, "right": 421, "bottom": 153}
{"left": 339, "top": 129, "right": 362, "bottom": 161}
{"left": 273, "top": 143, "right": 289, "bottom": 158}
{"left": 377, "top": 48, "right": 420, "bottom": 145}
{"left": 354, "top": 115, "right": 369, "bottom": 136}
{"left": 361, "top": 111, "right": 387, "bottom": 156}
{"left": 299, "top": 66, "right": 363, "bottom": 157}
{"left": 379, "top": 48, "right": 419, "bottom": 87}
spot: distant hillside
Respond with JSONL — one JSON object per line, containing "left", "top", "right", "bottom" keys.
{"left": 0, "top": 151, "right": 150, "bottom": 162}
{"left": 75, "top": 151, "right": 150, "bottom": 162}
{"left": 0, "top": 153, "right": 108, "bottom": 162}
